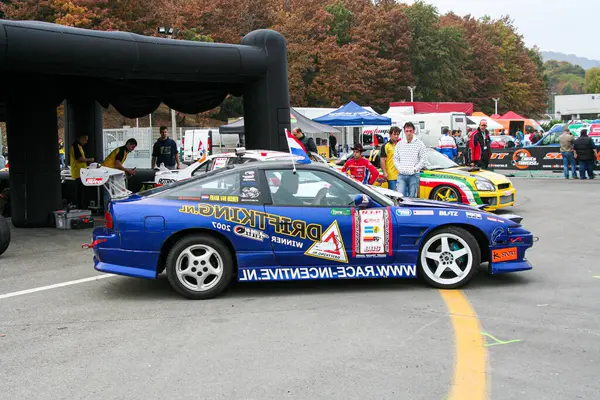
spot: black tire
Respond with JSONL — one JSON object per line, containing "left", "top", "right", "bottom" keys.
{"left": 418, "top": 226, "right": 480, "bottom": 289}
{"left": 0, "top": 216, "right": 10, "bottom": 256}
{"left": 166, "top": 234, "right": 234, "bottom": 299}
{"left": 430, "top": 186, "right": 461, "bottom": 203}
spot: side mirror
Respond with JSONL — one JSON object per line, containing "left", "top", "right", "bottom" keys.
{"left": 354, "top": 194, "right": 372, "bottom": 208}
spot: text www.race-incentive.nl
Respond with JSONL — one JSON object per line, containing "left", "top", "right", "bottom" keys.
{"left": 239, "top": 265, "right": 417, "bottom": 281}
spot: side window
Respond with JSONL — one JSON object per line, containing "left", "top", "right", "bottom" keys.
{"left": 191, "top": 160, "right": 212, "bottom": 176}
{"left": 160, "top": 171, "right": 243, "bottom": 203}
{"left": 265, "top": 169, "right": 360, "bottom": 207}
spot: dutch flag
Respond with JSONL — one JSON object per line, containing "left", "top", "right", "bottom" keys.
{"left": 286, "top": 129, "right": 311, "bottom": 164}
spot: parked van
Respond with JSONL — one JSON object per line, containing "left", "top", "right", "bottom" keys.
{"left": 182, "top": 129, "right": 211, "bottom": 164}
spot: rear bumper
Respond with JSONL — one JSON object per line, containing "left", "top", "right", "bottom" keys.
{"left": 92, "top": 228, "right": 160, "bottom": 280}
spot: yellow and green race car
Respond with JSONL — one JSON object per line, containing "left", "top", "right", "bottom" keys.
{"left": 329, "top": 147, "right": 516, "bottom": 211}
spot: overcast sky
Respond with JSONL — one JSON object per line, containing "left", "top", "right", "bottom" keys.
{"left": 409, "top": 0, "right": 599, "bottom": 60}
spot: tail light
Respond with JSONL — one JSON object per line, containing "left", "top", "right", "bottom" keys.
{"left": 104, "top": 210, "right": 113, "bottom": 229}
{"left": 182, "top": 137, "right": 185, "bottom": 145}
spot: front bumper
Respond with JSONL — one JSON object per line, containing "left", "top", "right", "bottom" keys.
{"left": 479, "top": 187, "right": 516, "bottom": 210}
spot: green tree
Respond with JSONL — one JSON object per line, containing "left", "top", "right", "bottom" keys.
{"left": 324, "top": 1, "right": 353, "bottom": 46}
{"left": 585, "top": 68, "right": 600, "bottom": 93}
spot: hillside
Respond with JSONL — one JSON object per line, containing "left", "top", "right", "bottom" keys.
{"left": 541, "top": 51, "right": 600, "bottom": 70}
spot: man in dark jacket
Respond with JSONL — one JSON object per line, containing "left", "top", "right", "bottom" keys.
{"left": 573, "top": 129, "right": 597, "bottom": 179}
{"left": 152, "top": 126, "right": 180, "bottom": 170}
{"left": 469, "top": 120, "right": 492, "bottom": 169}
{"left": 292, "top": 128, "right": 318, "bottom": 154}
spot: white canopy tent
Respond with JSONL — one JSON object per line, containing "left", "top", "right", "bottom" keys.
{"left": 467, "top": 115, "right": 504, "bottom": 131}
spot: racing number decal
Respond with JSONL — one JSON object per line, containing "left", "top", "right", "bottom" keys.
{"left": 492, "top": 247, "right": 518, "bottom": 262}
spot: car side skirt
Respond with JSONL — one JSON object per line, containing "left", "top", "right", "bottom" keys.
{"left": 237, "top": 264, "right": 418, "bottom": 282}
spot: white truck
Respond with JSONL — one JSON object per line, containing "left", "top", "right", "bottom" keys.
{"left": 182, "top": 128, "right": 240, "bottom": 163}
{"left": 395, "top": 112, "right": 468, "bottom": 148}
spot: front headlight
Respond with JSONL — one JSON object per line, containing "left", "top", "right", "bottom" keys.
{"left": 475, "top": 179, "right": 495, "bottom": 191}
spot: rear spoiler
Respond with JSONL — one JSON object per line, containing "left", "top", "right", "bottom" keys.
{"left": 501, "top": 214, "right": 523, "bottom": 224}
{"left": 80, "top": 164, "right": 132, "bottom": 200}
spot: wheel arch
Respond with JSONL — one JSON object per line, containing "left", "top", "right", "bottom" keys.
{"left": 157, "top": 228, "right": 238, "bottom": 274}
{"left": 420, "top": 223, "right": 490, "bottom": 263}
{"left": 427, "top": 182, "right": 470, "bottom": 204}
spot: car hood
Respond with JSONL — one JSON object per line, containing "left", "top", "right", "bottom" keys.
{"left": 432, "top": 166, "right": 511, "bottom": 184}
{"left": 400, "top": 196, "right": 486, "bottom": 212}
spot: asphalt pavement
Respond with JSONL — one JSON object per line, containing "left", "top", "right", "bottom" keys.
{"left": 0, "top": 177, "right": 599, "bottom": 400}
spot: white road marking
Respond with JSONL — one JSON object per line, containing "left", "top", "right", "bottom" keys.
{"left": 0, "top": 274, "right": 115, "bottom": 300}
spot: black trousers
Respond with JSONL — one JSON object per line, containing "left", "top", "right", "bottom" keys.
{"left": 75, "top": 178, "right": 86, "bottom": 210}
{"left": 475, "top": 159, "right": 489, "bottom": 169}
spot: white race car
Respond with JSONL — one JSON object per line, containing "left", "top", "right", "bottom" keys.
{"left": 153, "top": 148, "right": 308, "bottom": 185}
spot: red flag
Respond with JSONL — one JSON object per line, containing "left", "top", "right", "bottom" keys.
{"left": 373, "top": 133, "right": 379, "bottom": 147}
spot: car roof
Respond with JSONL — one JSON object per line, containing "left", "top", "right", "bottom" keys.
{"left": 208, "top": 149, "right": 300, "bottom": 162}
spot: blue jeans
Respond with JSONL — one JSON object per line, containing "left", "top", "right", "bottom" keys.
{"left": 397, "top": 173, "right": 420, "bottom": 197}
{"left": 579, "top": 160, "right": 595, "bottom": 179}
{"left": 387, "top": 179, "right": 397, "bottom": 191}
{"left": 562, "top": 151, "right": 576, "bottom": 178}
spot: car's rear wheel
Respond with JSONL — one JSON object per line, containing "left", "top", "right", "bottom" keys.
{"left": 166, "top": 234, "right": 233, "bottom": 299}
{"left": 431, "top": 186, "right": 460, "bottom": 203}
{"left": 418, "top": 227, "right": 480, "bottom": 289}
{"left": 0, "top": 216, "right": 10, "bottom": 256}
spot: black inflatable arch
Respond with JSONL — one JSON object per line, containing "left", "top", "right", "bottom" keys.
{"left": 0, "top": 20, "right": 291, "bottom": 227}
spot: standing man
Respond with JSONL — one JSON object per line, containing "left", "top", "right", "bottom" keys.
{"left": 329, "top": 132, "right": 338, "bottom": 158}
{"left": 292, "top": 128, "right": 318, "bottom": 155}
{"left": 102, "top": 138, "right": 137, "bottom": 209}
{"left": 559, "top": 126, "right": 577, "bottom": 179}
{"left": 152, "top": 126, "right": 180, "bottom": 170}
{"left": 573, "top": 129, "right": 597, "bottom": 180}
{"left": 379, "top": 126, "right": 401, "bottom": 190}
{"left": 70, "top": 133, "right": 95, "bottom": 209}
{"left": 436, "top": 128, "right": 458, "bottom": 161}
{"left": 342, "top": 143, "right": 379, "bottom": 185}
{"left": 393, "top": 122, "right": 427, "bottom": 198}
{"left": 469, "top": 120, "right": 492, "bottom": 169}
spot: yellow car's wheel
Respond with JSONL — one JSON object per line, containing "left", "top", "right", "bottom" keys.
{"left": 431, "top": 186, "right": 460, "bottom": 203}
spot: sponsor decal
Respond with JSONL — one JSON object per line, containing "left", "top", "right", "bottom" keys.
{"left": 491, "top": 227, "right": 505, "bottom": 246}
{"left": 238, "top": 264, "right": 417, "bottom": 281}
{"left": 179, "top": 204, "right": 322, "bottom": 241}
{"left": 240, "top": 187, "right": 260, "bottom": 199}
{"left": 543, "top": 153, "right": 562, "bottom": 160}
{"left": 272, "top": 236, "right": 303, "bottom": 248}
{"left": 512, "top": 149, "right": 539, "bottom": 170}
{"left": 352, "top": 208, "right": 392, "bottom": 257}
{"left": 234, "top": 225, "right": 269, "bottom": 242}
{"left": 492, "top": 247, "right": 518, "bottom": 262}
{"left": 503, "top": 190, "right": 512, "bottom": 197}
{"left": 85, "top": 178, "right": 103, "bottom": 185}
{"left": 178, "top": 196, "right": 202, "bottom": 201}
{"left": 305, "top": 221, "right": 348, "bottom": 263}
{"left": 466, "top": 211, "right": 482, "bottom": 220}
{"left": 212, "top": 158, "right": 228, "bottom": 170}
{"left": 201, "top": 194, "right": 210, "bottom": 200}
{"left": 212, "top": 222, "right": 231, "bottom": 232}
{"left": 331, "top": 208, "right": 351, "bottom": 216}
{"left": 414, "top": 210, "right": 434, "bottom": 216}
{"left": 509, "top": 237, "right": 524, "bottom": 244}
{"left": 491, "top": 153, "right": 509, "bottom": 160}
{"left": 242, "top": 170, "right": 256, "bottom": 182}
{"left": 439, "top": 210, "right": 459, "bottom": 217}
{"left": 363, "top": 226, "right": 380, "bottom": 234}
{"left": 158, "top": 178, "right": 176, "bottom": 184}
{"left": 396, "top": 209, "right": 412, "bottom": 217}
{"left": 202, "top": 194, "right": 239, "bottom": 203}
{"left": 486, "top": 216, "right": 504, "bottom": 223}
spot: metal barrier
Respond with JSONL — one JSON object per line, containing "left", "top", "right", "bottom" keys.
{"left": 103, "top": 128, "right": 153, "bottom": 168}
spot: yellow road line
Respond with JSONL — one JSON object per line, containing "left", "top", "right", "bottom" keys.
{"left": 439, "top": 290, "right": 488, "bottom": 400}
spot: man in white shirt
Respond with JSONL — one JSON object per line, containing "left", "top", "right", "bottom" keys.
{"left": 393, "top": 122, "right": 427, "bottom": 198}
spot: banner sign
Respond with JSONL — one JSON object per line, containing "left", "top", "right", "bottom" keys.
{"left": 458, "top": 146, "right": 600, "bottom": 171}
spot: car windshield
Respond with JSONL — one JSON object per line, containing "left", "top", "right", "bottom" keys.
{"left": 424, "top": 149, "right": 458, "bottom": 170}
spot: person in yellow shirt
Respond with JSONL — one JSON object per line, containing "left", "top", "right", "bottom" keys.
{"left": 379, "top": 126, "right": 401, "bottom": 191}
{"left": 70, "top": 134, "right": 95, "bottom": 209}
{"left": 103, "top": 138, "right": 137, "bottom": 175}
{"left": 101, "top": 138, "right": 137, "bottom": 210}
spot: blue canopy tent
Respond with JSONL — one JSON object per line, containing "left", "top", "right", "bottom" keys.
{"left": 313, "top": 101, "right": 392, "bottom": 126}
{"left": 313, "top": 101, "right": 391, "bottom": 151}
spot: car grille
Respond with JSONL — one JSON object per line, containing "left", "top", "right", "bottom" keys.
{"left": 500, "top": 194, "right": 514, "bottom": 204}
{"left": 497, "top": 183, "right": 511, "bottom": 190}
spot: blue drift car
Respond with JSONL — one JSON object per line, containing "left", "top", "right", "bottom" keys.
{"left": 88, "top": 161, "right": 535, "bottom": 299}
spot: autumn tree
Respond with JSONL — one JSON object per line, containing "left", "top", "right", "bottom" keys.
{"left": 585, "top": 68, "right": 600, "bottom": 93}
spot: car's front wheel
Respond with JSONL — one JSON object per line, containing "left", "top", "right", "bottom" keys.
{"left": 166, "top": 234, "right": 234, "bottom": 299}
{"left": 0, "top": 216, "right": 10, "bottom": 256}
{"left": 418, "top": 227, "right": 480, "bottom": 289}
{"left": 431, "top": 186, "right": 461, "bottom": 203}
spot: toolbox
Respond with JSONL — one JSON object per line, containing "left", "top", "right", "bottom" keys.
{"left": 54, "top": 209, "right": 94, "bottom": 230}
